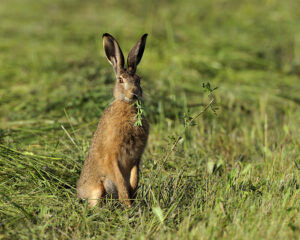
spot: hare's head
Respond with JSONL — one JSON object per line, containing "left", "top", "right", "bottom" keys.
{"left": 102, "top": 33, "right": 148, "bottom": 103}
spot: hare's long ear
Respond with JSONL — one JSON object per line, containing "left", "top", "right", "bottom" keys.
{"left": 127, "top": 33, "right": 148, "bottom": 74}
{"left": 102, "top": 33, "right": 125, "bottom": 75}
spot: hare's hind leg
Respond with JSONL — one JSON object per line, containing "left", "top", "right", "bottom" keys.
{"left": 88, "top": 181, "right": 105, "bottom": 207}
{"left": 129, "top": 165, "right": 139, "bottom": 199}
{"left": 77, "top": 181, "right": 105, "bottom": 207}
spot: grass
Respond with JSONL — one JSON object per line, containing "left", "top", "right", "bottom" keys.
{"left": 0, "top": 0, "right": 300, "bottom": 239}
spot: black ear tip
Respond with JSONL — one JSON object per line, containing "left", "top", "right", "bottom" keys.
{"left": 142, "top": 33, "right": 148, "bottom": 39}
{"left": 102, "top": 33, "right": 112, "bottom": 38}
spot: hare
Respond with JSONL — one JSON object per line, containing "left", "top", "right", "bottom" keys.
{"left": 76, "top": 33, "right": 149, "bottom": 207}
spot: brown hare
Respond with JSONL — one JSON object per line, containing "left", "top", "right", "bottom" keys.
{"left": 77, "top": 33, "right": 149, "bottom": 207}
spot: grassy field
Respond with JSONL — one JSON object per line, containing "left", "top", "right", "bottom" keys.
{"left": 0, "top": 0, "right": 300, "bottom": 239}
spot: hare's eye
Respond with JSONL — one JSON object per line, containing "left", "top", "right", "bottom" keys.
{"left": 118, "top": 77, "right": 123, "bottom": 83}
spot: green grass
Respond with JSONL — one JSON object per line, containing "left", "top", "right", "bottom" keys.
{"left": 1, "top": 0, "right": 300, "bottom": 239}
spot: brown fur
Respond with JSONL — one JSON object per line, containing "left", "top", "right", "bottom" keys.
{"left": 77, "top": 33, "right": 149, "bottom": 207}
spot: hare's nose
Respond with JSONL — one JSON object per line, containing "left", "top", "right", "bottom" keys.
{"left": 132, "top": 86, "right": 140, "bottom": 94}
{"left": 133, "top": 94, "right": 138, "bottom": 100}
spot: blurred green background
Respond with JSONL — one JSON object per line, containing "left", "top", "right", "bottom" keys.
{"left": 0, "top": 0, "right": 299, "bottom": 239}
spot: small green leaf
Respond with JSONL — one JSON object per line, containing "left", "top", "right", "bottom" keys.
{"left": 134, "top": 99, "right": 144, "bottom": 126}
{"left": 207, "top": 161, "right": 216, "bottom": 174}
{"left": 153, "top": 206, "right": 164, "bottom": 224}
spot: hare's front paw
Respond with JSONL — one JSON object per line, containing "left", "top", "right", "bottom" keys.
{"left": 122, "top": 198, "right": 132, "bottom": 208}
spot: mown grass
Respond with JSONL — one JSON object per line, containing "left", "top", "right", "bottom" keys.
{"left": 0, "top": 0, "right": 300, "bottom": 239}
